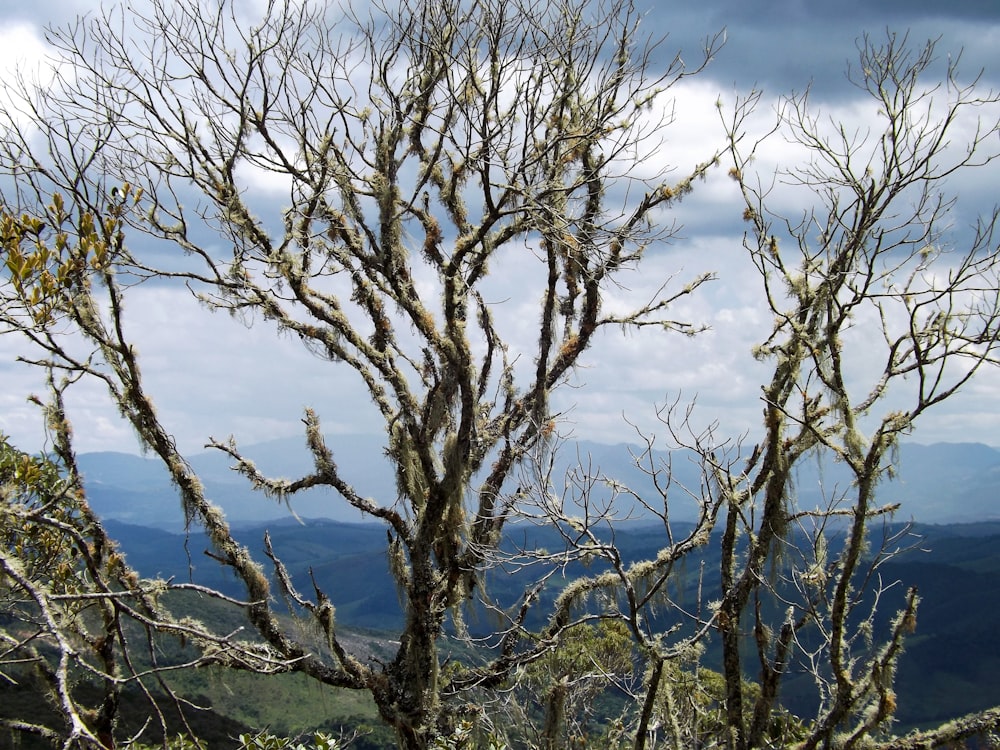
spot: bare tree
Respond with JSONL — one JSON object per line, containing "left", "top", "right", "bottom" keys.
{"left": 0, "top": 0, "right": 719, "bottom": 746}
{"left": 715, "top": 32, "right": 1000, "bottom": 750}
{"left": 670, "top": 32, "right": 1000, "bottom": 750}
{"left": 466, "top": 30, "right": 1000, "bottom": 750}
{"left": 3, "top": 0, "right": 1000, "bottom": 747}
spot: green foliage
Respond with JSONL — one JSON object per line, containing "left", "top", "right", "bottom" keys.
{"left": 491, "top": 620, "right": 637, "bottom": 748}
{"left": 126, "top": 736, "right": 207, "bottom": 750}
{"left": 0, "top": 434, "right": 81, "bottom": 596}
{"left": 125, "top": 731, "right": 343, "bottom": 750}
{"left": 526, "top": 620, "right": 634, "bottom": 685}
{"left": 237, "top": 731, "right": 341, "bottom": 750}
{"left": 430, "top": 721, "right": 506, "bottom": 750}
{"left": 1, "top": 187, "right": 136, "bottom": 326}
{"left": 658, "top": 666, "right": 806, "bottom": 747}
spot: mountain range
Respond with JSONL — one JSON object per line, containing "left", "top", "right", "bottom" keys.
{"left": 65, "top": 438, "right": 1000, "bottom": 735}
{"left": 96, "top": 515, "right": 1000, "bottom": 735}
{"left": 77, "top": 437, "right": 1000, "bottom": 527}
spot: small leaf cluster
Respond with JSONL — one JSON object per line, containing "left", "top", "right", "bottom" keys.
{"left": 1, "top": 187, "right": 137, "bottom": 326}
{"left": 430, "top": 720, "right": 506, "bottom": 750}
{"left": 0, "top": 435, "right": 81, "bottom": 596}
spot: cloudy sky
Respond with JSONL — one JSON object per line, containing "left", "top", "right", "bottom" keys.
{"left": 1, "top": 0, "right": 1000, "bottom": 458}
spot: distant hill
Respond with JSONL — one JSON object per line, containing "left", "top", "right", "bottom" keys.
{"left": 777, "top": 520, "right": 1000, "bottom": 732}
{"left": 78, "top": 438, "right": 1000, "bottom": 527}
{"left": 101, "top": 514, "right": 1000, "bottom": 735}
{"left": 44, "top": 439, "right": 1000, "bottom": 739}
{"left": 79, "top": 433, "right": 394, "bottom": 527}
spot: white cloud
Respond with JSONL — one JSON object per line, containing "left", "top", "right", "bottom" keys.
{"left": 0, "top": 22, "right": 52, "bottom": 132}
{"left": 0, "top": 22, "right": 45, "bottom": 69}
{"left": 3, "top": 0, "right": 1000, "bottom": 459}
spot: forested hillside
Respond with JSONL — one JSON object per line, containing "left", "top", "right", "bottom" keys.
{"left": 95, "top": 513, "right": 1000, "bottom": 738}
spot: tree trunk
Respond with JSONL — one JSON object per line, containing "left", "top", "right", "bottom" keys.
{"left": 374, "top": 548, "right": 444, "bottom": 750}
